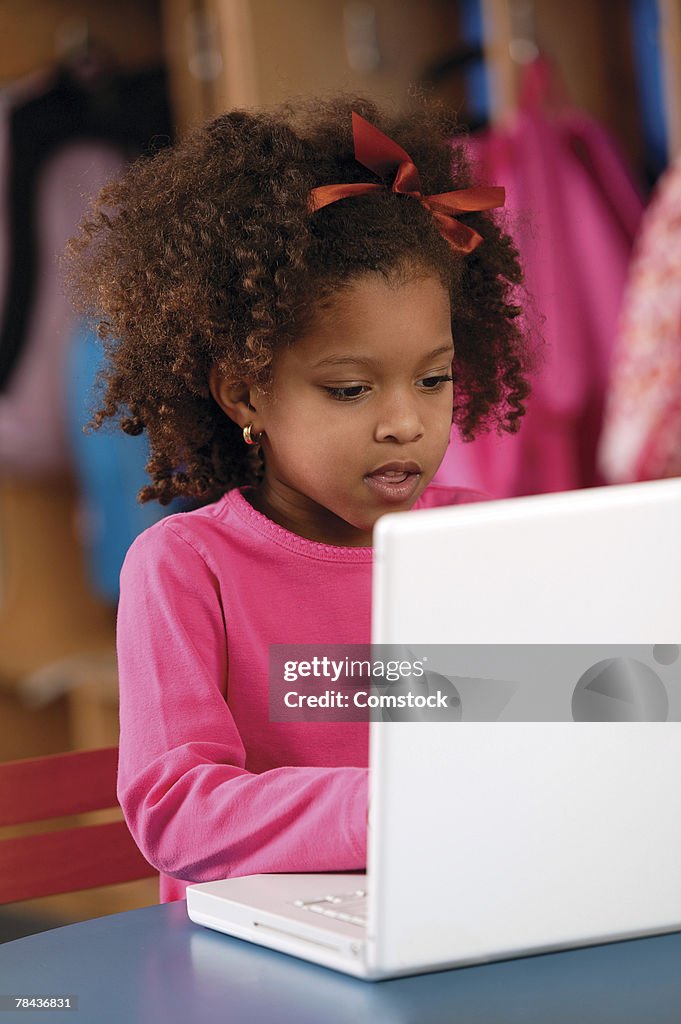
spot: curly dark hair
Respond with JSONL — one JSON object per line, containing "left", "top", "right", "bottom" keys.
{"left": 63, "top": 92, "right": 537, "bottom": 506}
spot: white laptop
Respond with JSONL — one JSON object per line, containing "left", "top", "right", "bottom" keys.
{"left": 186, "top": 477, "right": 681, "bottom": 980}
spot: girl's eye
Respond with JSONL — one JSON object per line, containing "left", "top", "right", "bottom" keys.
{"left": 325, "top": 385, "right": 367, "bottom": 401}
{"left": 419, "top": 375, "right": 454, "bottom": 390}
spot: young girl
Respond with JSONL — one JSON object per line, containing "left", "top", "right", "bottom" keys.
{"left": 65, "top": 94, "right": 532, "bottom": 904}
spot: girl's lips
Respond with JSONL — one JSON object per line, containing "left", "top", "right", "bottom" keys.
{"left": 364, "top": 470, "right": 422, "bottom": 503}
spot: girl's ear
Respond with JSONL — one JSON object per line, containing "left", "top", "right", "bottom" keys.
{"left": 208, "top": 366, "right": 256, "bottom": 427}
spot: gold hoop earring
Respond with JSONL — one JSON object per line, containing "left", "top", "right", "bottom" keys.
{"left": 243, "top": 423, "right": 260, "bottom": 446}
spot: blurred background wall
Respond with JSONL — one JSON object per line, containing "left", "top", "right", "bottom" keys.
{"left": 1, "top": 0, "right": 679, "bottom": 936}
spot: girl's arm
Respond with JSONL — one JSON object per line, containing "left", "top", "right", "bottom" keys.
{"left": 115, "top": 521, "right": 368, "bottom": 883}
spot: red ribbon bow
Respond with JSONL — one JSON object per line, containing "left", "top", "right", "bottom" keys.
{"left": 308, "top": 112, "right": 505, "bottom": 254}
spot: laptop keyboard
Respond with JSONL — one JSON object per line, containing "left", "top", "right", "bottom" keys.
{"left": 293, "top": 889, "right": 367, "bottom": 927}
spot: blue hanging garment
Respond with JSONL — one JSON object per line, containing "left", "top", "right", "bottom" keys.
{"left": 65, "top": 318, "right": 190, "bottom": 604}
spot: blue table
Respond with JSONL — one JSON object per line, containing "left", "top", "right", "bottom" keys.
{"left": 1, "top": 901, "right": 680, "bottom": 1024}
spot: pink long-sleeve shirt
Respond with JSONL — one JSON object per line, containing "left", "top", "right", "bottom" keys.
{"left": 116, "top": 482, "right": 485, "bottom": 902}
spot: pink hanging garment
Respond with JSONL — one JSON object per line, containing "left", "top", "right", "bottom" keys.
{"left": 0, "top": 135, "right": 126, "bottom": 474}
{"left": 597, "top": 153, "right": 681, "bottom": 482}
{"left": 436, "top": 58, "right": 644, "bottom": 498}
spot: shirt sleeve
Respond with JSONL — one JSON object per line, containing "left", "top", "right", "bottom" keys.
{"left": 116, "top": 520, "right": 368, "bottom": 882}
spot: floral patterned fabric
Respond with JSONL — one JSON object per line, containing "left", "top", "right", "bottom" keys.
{"left": 598, "top": 155, "right": 681, "bottom": 482}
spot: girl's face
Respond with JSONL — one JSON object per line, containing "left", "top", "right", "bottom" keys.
{"left": 227, "top": 270, "right": 455, "bottom": 546}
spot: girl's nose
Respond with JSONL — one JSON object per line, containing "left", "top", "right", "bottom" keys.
{"left": 374, "top": 392, "right": 425, "bottom": 444}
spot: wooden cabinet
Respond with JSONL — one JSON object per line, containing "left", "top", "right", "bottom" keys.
{"left": 161, "top": 0, "right": 465, "bottom": 131}
{"left": 0, "top": 0, "right": 163, "bottom": 82}
{"left": 161, "top": 0, "right": 681, "bottom": 175}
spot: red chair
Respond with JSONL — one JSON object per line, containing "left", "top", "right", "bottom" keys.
{"left": 0, "top": 746, "right": 157, "bottom": 903}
